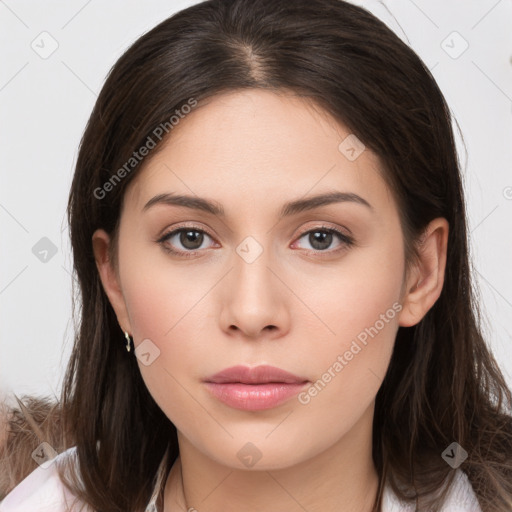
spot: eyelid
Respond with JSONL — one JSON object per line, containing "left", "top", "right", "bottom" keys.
{"left": 156, "top": 224, "right": 217, "bottom": 259}
{"left": 291, "top": 224, "right": 355, "bottom": 252}
{"left": 294, "top": 222, "right": 353, "bottom": 240}
{"left": 156, "top": 222, "right": 217, "bottom": 246}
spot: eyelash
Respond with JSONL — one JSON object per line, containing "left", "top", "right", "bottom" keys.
{"left": 156, "top": 224, "right": 355, "bottom": 258}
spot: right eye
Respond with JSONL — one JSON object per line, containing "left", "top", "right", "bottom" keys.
{"left": 157, "top": 225, "right": 217, "bottom": 257}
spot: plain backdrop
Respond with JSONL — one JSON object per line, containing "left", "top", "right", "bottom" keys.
{"left": 1, "top": 0, "right": 511, "bottom": 402}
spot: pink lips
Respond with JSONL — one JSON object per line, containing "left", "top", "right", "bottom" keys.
{"left": 204, "top": 365, "right": 309, "bottom": 411}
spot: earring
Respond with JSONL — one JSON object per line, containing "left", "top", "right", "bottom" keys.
{"left": 124, "top": 331, "right": 133, "bottom": 353}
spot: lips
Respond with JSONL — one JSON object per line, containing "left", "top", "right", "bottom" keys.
{"left": 204, "top": 365, "right": 309, "bottom": 385}
{"left": 203, "top": 365, "right": 310, "bottom": 411}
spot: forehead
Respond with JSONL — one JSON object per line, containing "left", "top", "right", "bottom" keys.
{"left": 124, "top": 89, "right": 390, "bottom": 217}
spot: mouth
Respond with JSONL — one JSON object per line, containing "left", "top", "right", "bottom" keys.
{"left": 203, "top": 365, "right": 310, "bottom": 411}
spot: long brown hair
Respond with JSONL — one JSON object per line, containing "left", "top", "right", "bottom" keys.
{"left": 5, "top": 0, "right": 512, "bottom": 510}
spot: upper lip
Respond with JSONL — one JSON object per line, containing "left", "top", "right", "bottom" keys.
{"left": 204, "top": 365, "right": 309, "bottom": 384}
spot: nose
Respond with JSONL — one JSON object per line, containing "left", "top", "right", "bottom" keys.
{"left": 219, "top": 245, "right": 290, "bottom": 340}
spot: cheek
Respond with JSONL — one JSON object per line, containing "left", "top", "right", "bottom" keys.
{"left": 293, "top": 235, "right": 404, "bottom": 403}
{"left": 294, "top": 235, "right": 404, "bottom": 349}
{"left": 119, "top": 256, "right": 215, "bottom": 424}
{"left": 121, "top": 247, "right": 209, "bottom": 345}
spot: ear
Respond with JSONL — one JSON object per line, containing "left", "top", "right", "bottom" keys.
{"left": 398, "top": 218, "right": 449, "bottom": 327}
{"left": 92, "top": 229, "right": 132, "bottom": 334}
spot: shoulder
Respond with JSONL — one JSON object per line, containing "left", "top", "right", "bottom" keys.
{"left": 382, "top": 469, "right": 482, "bottom": 512}
{"left": 0, "top": 446, "right": 93, "bottom": 512}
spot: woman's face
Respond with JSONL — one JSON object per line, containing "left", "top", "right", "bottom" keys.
{"left": 95, "top": 89, "right": 418, "bottom": 470}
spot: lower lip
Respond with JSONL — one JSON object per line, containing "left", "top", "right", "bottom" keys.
{"left": 204, "top": 382, "right": 309, "bottom": 411}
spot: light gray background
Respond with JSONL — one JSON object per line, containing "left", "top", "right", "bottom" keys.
{"left": 1, "top": 0, "right": 511, "bottom": 401}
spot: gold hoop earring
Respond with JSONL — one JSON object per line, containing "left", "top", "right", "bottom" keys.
{"left": 124, "top": 331, "right": 133, "bottom": 353}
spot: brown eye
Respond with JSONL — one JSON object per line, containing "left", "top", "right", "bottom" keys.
{"left": 308, "top": 231, "right": 334, "bottom": 251}
{"left": 177, "top": 230, "right": 205, "bottom": 250}
{"left": 157, "top": 227, "right": 215, "bottom": 256}
{"left": 294, "top": 227, "right": 354, "bottom": 252}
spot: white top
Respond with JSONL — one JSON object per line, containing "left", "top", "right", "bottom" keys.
{"left": 0, "top": 446, "right": 483, "bottom": 512}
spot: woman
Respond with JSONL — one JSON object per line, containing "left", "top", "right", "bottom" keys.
{"left": 1, "top": 0, "right": 511, "bottom": 511}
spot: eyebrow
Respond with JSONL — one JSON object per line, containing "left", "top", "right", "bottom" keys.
{"left": 142, "top": 190, "right": 373, "bottom": 217}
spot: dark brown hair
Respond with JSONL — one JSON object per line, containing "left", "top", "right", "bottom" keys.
{"left": 4, "top": 0, "right": 512, "bottom": 510}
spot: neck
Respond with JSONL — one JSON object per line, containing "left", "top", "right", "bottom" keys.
{"left": 164, "top": 403, "right": 379, "bottom": 512}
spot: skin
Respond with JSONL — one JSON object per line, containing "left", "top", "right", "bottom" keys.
{"left": 93, "top": 89, "right": 448, "bottom": 512}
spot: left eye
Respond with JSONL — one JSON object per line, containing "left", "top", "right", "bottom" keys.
{"left": 293, "top": 228, "right": 354, "bottom": 252}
